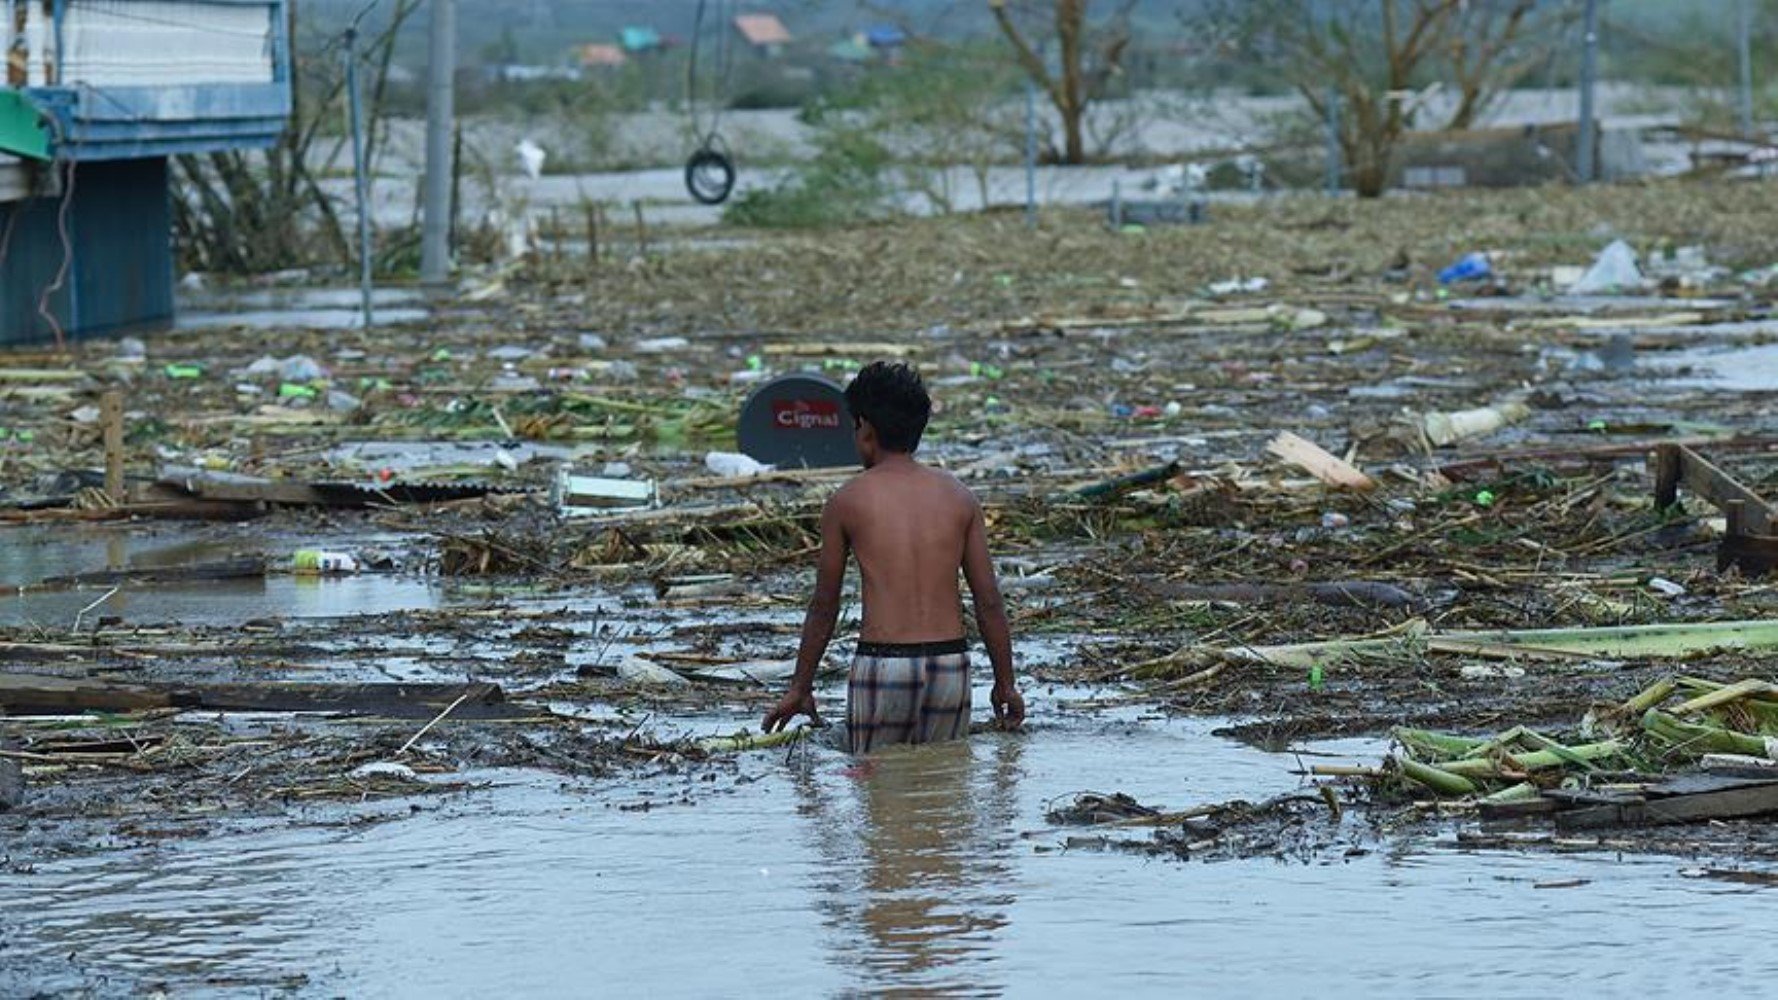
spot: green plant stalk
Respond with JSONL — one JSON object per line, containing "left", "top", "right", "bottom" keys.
{"left": 1641, "top": 709, "right": 1769, "bottom": 758}
{"left": 1461, "top": 724, "right": 1531, "bottom": 760}
{"left": 1622, "top": 678, "right": 1677, "bottom": 715}
{"left": 1399, "top": 758, "right": 1479, "bottom": 796}
{"left": 1393, "top": 726, "right": 1486, "bottom": 761}
{"left": 1480, "top": 781, "right": 1541, "bottom": 804}
{"left": 1438, "top": 740, "right": 1624, "bottom": 778}
{"left": 1517, "top": 730, "right": 1600, "bottom": 771}
{"left": 697, "top": 727, "right": 812, "bottom": 754}
{"left": 1228, "top": 620, "right": 1778, "bottom": 670}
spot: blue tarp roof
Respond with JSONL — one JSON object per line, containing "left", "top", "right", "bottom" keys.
{"left": 865, "top": 25, "right": 906, "bottom": 47}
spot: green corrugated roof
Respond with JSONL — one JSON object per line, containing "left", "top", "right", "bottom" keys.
{"left": 0, "top": 90, "right": 50, "bottom": 160}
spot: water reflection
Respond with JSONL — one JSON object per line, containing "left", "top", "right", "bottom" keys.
{"left": 799, "top": 736, "right": 1024, "bottom": 995}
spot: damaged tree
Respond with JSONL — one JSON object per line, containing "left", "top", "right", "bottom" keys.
{"left": 1223, "top": 0, "right": 1579, "bottom": 197}
{"left": 172, "top": 0, "right": 420, "bottom": 273}
{"left": 987, "top": 0, "right": 1135, "bottom": 164}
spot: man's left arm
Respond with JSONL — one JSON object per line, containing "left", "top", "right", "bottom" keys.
{"left": 962, "top": 498, "right": 1023, "bottom": 728}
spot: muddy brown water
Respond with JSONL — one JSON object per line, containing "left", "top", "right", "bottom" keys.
{"left": 6, "top": 369, "right": 1778, "bottom": 994}
{"left": 2, "top": 693, "right": 1776, "bottom": 996}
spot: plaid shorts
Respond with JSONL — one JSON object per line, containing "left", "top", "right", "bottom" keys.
{"left": 846, "top": 639, "right": 972, "bottom": 754}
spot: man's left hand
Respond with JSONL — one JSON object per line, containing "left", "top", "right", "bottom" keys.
{"left": 991, "top": 682, "right": 1025, "bottom": 730}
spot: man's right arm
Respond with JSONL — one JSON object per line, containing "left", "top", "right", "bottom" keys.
{"left": 961, "top": 499, "right": 1023, "bottom": 728}
{"left": 763, "top": 492, "right": 849, "bottom": 733}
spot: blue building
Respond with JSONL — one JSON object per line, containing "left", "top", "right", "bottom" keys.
{"left": 0, "top": 0, "right": 292, "bottom": 342}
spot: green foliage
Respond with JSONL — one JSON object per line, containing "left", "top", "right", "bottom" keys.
{"left": 723, "top": 112, "right": 893, "bottom": 228}
{"left": 726, "top": 46, "right": 1019, "bottom": 227}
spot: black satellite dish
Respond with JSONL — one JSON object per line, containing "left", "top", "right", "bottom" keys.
{"left": 736, "top": 373, "right": 860, "bottom": 470}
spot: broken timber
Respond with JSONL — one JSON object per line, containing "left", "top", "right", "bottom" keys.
{"left": 1651, "top": 444, "right": 1778, "bottom": 576}
{"left": 1265, "top": 432, "right": 1376, "bottom": 492}
{"left": 1553, "top": 775, "right": 1778, "bottom": 830}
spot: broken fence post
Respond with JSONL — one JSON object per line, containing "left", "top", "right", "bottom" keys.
{"left": 101, "top": 388, "right": 124, "bottom": 503}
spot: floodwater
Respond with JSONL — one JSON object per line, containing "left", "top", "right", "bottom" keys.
{"left": 177, "top": 287, "right": 430, "bottom": 332}
{"left": 4, "top": 686, "right": 1777, "bottom": 996}
{"left": 0, "top": 523, "right": 443, "bottom": 627}
{"left": 1666, "top": 342, "right": 1778, "bottom": 392}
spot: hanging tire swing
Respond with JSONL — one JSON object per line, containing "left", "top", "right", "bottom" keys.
{"left": 685, "top": 143, "right": 735, "bottom": 205}
{"left": 685, "top": 0, "right": 737, "bottom": 205}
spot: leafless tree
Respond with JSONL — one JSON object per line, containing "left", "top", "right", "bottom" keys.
{"left": 987, "top": 0, "right": 1136, "bottom": 164}
{"left": 172, "top": 0, "right": 420, "bottom": 273}
{"left": 1229, "top": 0, "right": 1577, "bottom": 197}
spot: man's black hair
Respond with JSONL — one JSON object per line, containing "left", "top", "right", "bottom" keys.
{"left": 845, "top": 361, "right": 930, "bottom": 453}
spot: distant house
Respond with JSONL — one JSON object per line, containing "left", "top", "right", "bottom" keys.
{"left": 577, "top": 45, "right": 629, "bottom": 70}
{"left": 827, "top": 38, "right": 872, "bottom": 64}
{"left": 864, "top": 26, "right": 907, "bottom": 51}
{"left": 489, "top": 64, "right": 585, "bottom": 84}
{"left": 620, "top": 27, "right": 664, "bottom": 54}
{"left": 0, "top": 0, "right": 292, "bottom": 340}
{"left": 734, "top": 14, "right": 792, "bottom": 58}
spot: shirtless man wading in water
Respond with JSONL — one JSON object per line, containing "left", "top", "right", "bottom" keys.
{"left": 762, "top": 361, "right": 1025, "bottom": 752}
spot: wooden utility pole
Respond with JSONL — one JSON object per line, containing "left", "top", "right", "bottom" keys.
{"left": 421, "top": 0, "right": 456, "bottom": 283}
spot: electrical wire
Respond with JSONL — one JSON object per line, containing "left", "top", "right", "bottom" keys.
{"left": 34, "top": 153, "right": 74, "bottom": 352}
{"left": 687, "top": 0, "right": 738, "bottom": 148}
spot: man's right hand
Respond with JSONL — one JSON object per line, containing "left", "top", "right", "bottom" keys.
{"left": 763, "top": 686, "right": 821, "bottom": 733}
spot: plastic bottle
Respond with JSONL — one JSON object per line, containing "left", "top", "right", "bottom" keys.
{"left": 704, "top": 451, "right": 774, "bottom": 478}
{"left": 292, "top": 550, "right": 360, "bottom": 575}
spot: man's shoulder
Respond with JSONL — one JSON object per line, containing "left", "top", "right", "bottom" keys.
{"left": 920, "top": 465, "right": 979, "bottom": 505}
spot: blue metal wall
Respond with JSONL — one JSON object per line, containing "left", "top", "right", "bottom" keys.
{"left": 0, "top": 157, "right": 173, "bottom": 343}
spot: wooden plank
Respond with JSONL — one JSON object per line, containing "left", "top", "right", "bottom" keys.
{"left": 1558, "top": 782, "right": 1778, "bottom": 828}
{"left": 1644, "top": 773, "right": 1778, "bottom": 797}
{"left": 1676, "top": 447, "right": 1775, "bottom": 534}
{"left": 761, "top": 342, "right": 919, "bottom": 357}
{"left": 1477, "top": 797, "right": 1560, "bottom": 820}
{"left": 1720, "top": 529, "right": 1778, "bottom": 577}
{"left": 1654, "top": 443, "right": 1682, "bottom": 511}
{"left": 0, "top": 674, "right": 176, "bottom": 714}
{"left": 35, "top": 557, "right": 265, "bottom": 589}
{"left": 1646, "top": 783, "right": 1778, "bottom": 823}
{"left": 0, "top": 722, "right": 22, "bottom": 810}
{"left": 0, "top": 674, "right": 521, "bottom": 719}
{"left": 189, "top": 681, "right": 515, "bottom": 718}
{"left": 1264, "top": 431, "right": 1376, "bottom": 492}
{"left": 162, "top": 471, "right": 332, "bottom": 506}
{"left": 1555, "top": 798, "right": 1648, "bottom": 830}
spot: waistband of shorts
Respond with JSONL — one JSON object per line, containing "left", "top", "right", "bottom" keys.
{"left": 854, "top": 637, "right": 968, "bottom": 658}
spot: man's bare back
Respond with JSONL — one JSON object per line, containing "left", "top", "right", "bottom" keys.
{"left": 762, "top": 362, "right": 1022, "bottom": 747}
{"left": 838, "top": 461, "right": 977, "bottom": 643}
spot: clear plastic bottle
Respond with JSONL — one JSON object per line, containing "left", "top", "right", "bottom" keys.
{"left": 292, "top": 550, "right": 359, "bottom": 574}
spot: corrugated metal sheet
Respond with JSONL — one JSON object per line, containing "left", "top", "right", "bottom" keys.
{"left": 0, "top": 157, "right": 172, "bottom": 342}
{"left": 9, "top": 1, "right": 275, "bottom": 88}
{"left": 733, "top": 14, "right": 791, "bottom": 46}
